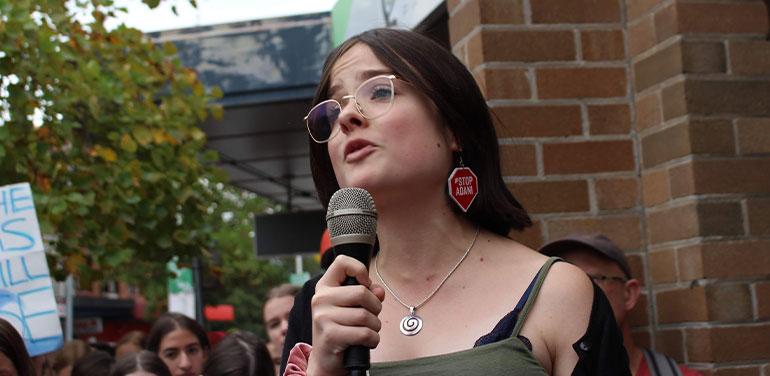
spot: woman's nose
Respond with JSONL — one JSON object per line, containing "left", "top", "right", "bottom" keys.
{"left": 337, "top": 96, "right": 366, "bottom": 134}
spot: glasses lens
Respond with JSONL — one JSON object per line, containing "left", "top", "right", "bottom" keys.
{"left": 356, "top": 76, "right": 394, "bottom": 119}
{"left": 307, "top": 100, "right": 341, "bottom": 142}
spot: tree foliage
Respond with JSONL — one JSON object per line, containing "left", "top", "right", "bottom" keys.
{"left": 0, "top": 0, "right": 226, "bottom": 286}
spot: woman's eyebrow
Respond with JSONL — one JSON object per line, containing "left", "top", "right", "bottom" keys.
{"left": 327, "top": 69, "right": 395, "bottom": 98}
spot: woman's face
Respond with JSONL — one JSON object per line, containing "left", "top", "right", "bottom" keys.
{"left": 0, "top": 352, "right": 17, "bottom": 376}
{"left": 326, "top": 43, "right": 457, "bottom": 203}
{"left": 157, "top": 328, "right": 206, "bottom": 376}
{"left": 263, "top": 295, "right": 294, "bottom": 351}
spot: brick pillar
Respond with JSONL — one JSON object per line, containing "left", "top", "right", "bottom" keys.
{"left": 448, "top": 0, "right": 770, "bottom": 372}
{"left": 629, "top": 0, "right": 770, "bottom": 373}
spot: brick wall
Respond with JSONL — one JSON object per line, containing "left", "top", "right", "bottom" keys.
{"left": 448, "top": 0, "right": 770, "bottom": 373}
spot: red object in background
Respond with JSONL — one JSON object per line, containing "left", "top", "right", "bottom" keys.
{"left": 204, "top": 305, "right": 234, "bottom": 321}
{"left": 207, "top": 331, "right": 227, "bottom": 347}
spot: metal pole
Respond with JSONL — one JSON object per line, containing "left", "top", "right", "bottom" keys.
{"left": 192, "top": 257, "right": 205, "bottom": 326}
{"left": 65, "top": 274, "right": 74, "bottom": 341}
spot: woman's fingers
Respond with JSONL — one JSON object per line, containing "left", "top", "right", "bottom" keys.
{"left": 320, "top": 255, "right": 373, "bottom": 287}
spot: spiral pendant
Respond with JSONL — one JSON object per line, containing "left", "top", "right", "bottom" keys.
{"left": 400, "top": 307, "right": 423, "bottom": 336}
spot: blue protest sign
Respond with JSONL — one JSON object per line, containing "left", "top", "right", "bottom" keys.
{"left": 0, "top": 183, "right": 63, "bottom": 356}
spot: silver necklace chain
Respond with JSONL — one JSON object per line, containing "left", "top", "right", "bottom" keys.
{"left": 374, "top": 225, "right": 479, "bottom": 335}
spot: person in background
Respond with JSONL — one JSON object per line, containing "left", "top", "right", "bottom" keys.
{"left": 114, "top": 331, "right": 146, "bottom": 360}
{"left": 539, "top": 232, "right": 703, "bottom": 376}
{"left": 52, "top": 340, "right": 91, "bottom": 376}
{"left": 0, "top": 318, "right": 36, "bottom": 376}
{"left": 70, "top": 351, "right": 113, "bottom": 376}
{"left": 263, "top": 284, "right": 300, "bottom": 375}
{"left": 110, "top": 350, "right": 170, "bottom": 376}
{"left": 146, "top": 313, "right": 210, "bottom": 376}
{"left": 201, "top": 331, "right": 274, "bottom": 376}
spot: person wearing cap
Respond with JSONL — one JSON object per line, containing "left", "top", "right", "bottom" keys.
{"left": 540, "top": 233, "right": 702, "bottom": 376}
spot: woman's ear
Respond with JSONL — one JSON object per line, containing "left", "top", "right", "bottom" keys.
{"left": 443, "top": 126, "right": 460, "bottom": 152}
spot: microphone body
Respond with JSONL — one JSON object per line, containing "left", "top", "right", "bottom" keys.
{"left": 326, "top": 188, "right": 378, "bottom": 375}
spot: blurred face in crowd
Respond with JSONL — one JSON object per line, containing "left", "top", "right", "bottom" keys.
{"left": 263, "top": 295, "right": 294, "bottom": 351}
{"left": 115, "top": 343, "right": 143, "bottom": 359}
{"left": 157, "top": 327, "right": 206, "bottom": 376}
{"left": 0, "top": 352, "right": 18, "bottom": 376}
{"left": 556, "top": 248, "right": 637, "bottom": 326}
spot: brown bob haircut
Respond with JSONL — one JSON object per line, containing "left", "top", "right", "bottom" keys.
{"left": 309, "top": 28, "right": 531, "bottom": 236}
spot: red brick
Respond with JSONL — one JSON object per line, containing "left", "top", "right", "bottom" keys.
{"left": 537, "top": 67, "right": 627, "bottom": 99}
{"left": 654, "top": 3, "right": 679, "bottom": 43}
{"left": 511, "top": 220, "right": 543, "bottom": 250}
{"left": 683, "top": 79, "right": 770, "bottom": 116}
{"left": 543, "top": 140, "right": 635, "bottom": 174}
{"left": 492, "top": 105, "right": 582, "bottom": 137}
{"left": 449, "top": 0, "right": 479, "bottom": 45}
{"left": 547, "top": 215, "right": 643, "bottom": 250}
{"left": 713, "top": 367, "right": 761, "bottom": 376}
{"left": 628, "top": 292, "right": 649, "bottom": 326}
{"left": 677, "top": 2, "right": 770, "bottom": 35}
{"left": 467, "top": 29, "right": 575, "bottom": 69}
{"left": 642, "top": 168, "right": 669, "bottom": 207}
{"left": 595, "top": 177, "right": 639, "bottom": 210}
{"left": 634, "top": 41, "right": 683, "bottom": 92}
{"left": 657, "top": 286, "right": 708, "bottom": 324}
{"left": 756, "top": 281, "right": 770, "bottom": 319}
{"left": 660, "top": 79, "right": 686, "bottom": 121}
{"left": 706, "top": 283, "right": 753, "bottom": 322}
{"left": 531, "top": 0, "right": 621, "bottom": 23}
{"left": 626, "top": 0, "right": 667, "bottom": 21}
{"left": 686, "top": 323, "right": 770, "bottom": 362}
{"left": 588, "top": 104, "right": 631, "bottom": 135}
{"left": 499, "top": 144, "right": 537, "bottom": 176}
{"left": 581, "top": 29, "right": 625, "bottom": 61}
{"left": 641, "top": 119, "right": 735, "bottom": 168}
{"left": 634, "top": 90, "right": 662, "bottom": 131}
{"left": 507, "top": 180, "right": 589, "bottom": 214}
{"left": 449, "top": 0, "right": 526, "bottom": 45}
{"left": 655, "top": 329, "right": 685, "bottom": 362}
{"left": 447, "top": 0, "right": 462, "bottom": 13}
{"left": 678, "top": 240, "right": 770, "bottom": 280}
{"left": 747, "top": 198, "right": 770, "bottom": 235}
{"left": 474, "top": 67, "right": 530, "bottom": 100}
{"left": 647, "top": 202, "right": 699, "bottom": 244}
{"left": 681, "top": 40, "right": 726, "bottom": 73}
{"left": 737, "top": 117, "right": 770, "bottom": 154}
{"left": 629, "top": 16, "right": 656, "bottom": 57}
{"left": 729, "top": 39, "right": 770, "bottom": 75}
{"left": 627, "top": 253, "right": 646, "bottom": 286}
{"left": 688, "top": 158, "right": 770, "bottom": 195}
{"left": 648, "top": 248, "right": 676, "bottom": 284}
{"left": 668, "top": 161, "right": 694, "bottom": 199}
{"left": 697, "top": 202, "right": 744, "bottom": 237}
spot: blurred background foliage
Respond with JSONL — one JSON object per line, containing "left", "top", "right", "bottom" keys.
{"left": 0, "top": 0, "right": 313, "bottom": 337}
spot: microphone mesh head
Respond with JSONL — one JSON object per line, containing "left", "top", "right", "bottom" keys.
{"left": 326, "top": 188, "right": 377, "bottom": 240}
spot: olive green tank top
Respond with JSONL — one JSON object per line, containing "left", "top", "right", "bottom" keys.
{"left": 367, "top": 257, "right": 559, "bottom": 375}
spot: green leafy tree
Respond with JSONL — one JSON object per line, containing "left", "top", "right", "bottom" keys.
{"left": 201, "top": 185, "right": 321, "bottom": 336}
{"left": 0, "top": 0, "right": 226, "bottom": 289}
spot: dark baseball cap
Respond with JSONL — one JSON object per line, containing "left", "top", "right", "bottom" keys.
{"left": 538, "top": 232, "right": 632, "bottom": 278}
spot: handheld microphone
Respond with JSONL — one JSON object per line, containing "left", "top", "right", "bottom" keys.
{"left": 326, "top": 187, "right": 377, "bottom": 376}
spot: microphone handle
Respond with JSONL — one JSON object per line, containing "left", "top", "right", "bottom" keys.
{"left": 342, "top": 275, "right": 371, "bottom": 374}
{"left": 333, "top": 243, "right": 373, "bottom": 374}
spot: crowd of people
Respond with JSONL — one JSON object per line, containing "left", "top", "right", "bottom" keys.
{"left": 0, "top": 307, "right": 287, "bottom": 376}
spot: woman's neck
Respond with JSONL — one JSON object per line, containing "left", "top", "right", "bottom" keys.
{"left": 372, "top": 194, "right": 478, "bottom": 282}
